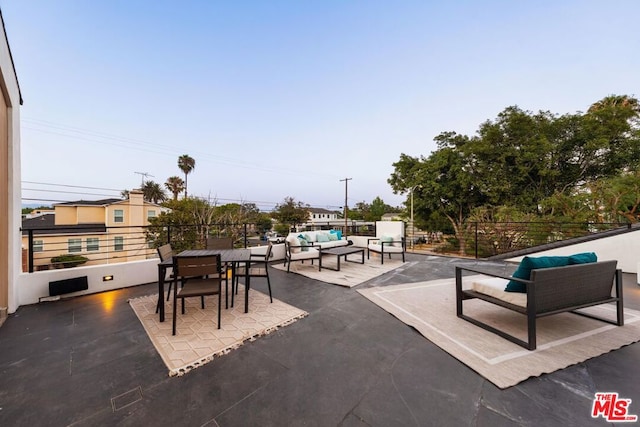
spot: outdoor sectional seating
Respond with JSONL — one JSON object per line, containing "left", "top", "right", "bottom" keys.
{"left": 287, "top": 230, "right": 349, "bottom": 250}
{"left": 455, "top": 258, "right": 624, "bottom": 350}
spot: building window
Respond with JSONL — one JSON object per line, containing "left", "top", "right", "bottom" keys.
{"left": 147, "top": 210, "right": 156, "bottom": 220}
{"left": 87, "top": 238, "right": 99, "bottom": 252}
{"left": 68, "top": 238, "right": 82, "bottom": 253}
{"left": 33, "top": 240, "right": 44, "bottom": 252}
{"left": 114, "top": 209, "right": 124, "bottom": 223}
{"left": 114, "top": 236, "right": 124, "bottom": 251}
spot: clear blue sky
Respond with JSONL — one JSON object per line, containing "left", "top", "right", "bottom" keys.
{"left": 2, "top": 1, "right": 639, "bottom": 211}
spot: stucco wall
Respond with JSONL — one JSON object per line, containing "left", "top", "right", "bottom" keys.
{"left": 17, "top": 259, "right": 158, "bottom": 307}
{"left": 506, "top": 228, "right": 640, "bottom": 274}
{"left": 1, "top": 16, "right": 22, "bottom": 314}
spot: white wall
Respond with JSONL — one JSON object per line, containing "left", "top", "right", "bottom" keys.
{"left": 1, "top": 17, "right": 22, "bottom": 314}
{"left": 17, "top": 259, "right": 158, "bottom": 306}
{"left": 506, "top": 229, "right": 640, "bottom": 273}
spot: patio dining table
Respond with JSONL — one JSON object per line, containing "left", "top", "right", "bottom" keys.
{"left": 156, "top": 248, "right": 252, "bottom": 322}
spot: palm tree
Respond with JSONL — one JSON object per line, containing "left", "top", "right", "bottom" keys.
{"left": 141, "top": 180, "right": 167, "bottom": 204}
{"left": 588, "top": 95, "right": 639, "bottom": 113}
{"left": 178, "top": 154, "right": 196, "bottom": 198}
{"left": 165, "top": 176, "right": 185, "bottom": 200}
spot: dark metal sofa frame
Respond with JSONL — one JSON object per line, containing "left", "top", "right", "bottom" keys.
{"left": 455, "top": 260, "right": 624, "bottom": 350}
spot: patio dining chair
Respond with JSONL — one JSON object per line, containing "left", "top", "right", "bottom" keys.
{"left": 172, "top": 254, "right": 224, "bottom": 335}
{"left": 233, "top": 242, "right": 273, "bottom": 306}
{"left": 206, "top": 237, "right": 234, "bottom": 249}
{"left": 157, "top": 243, "right": 175, "bottom": 302}
{"left": 206, "top": 236, "right": 234, "bottom": 308}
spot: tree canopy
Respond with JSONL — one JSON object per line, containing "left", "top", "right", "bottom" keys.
{"left": 271, "top": 197, "right": 309, "bottom": 234}
{"left": 141, "top": 180, "right": 167, "bottom": 204}
{"left": 389, "top": 95, "right": 640, "bottom": 255}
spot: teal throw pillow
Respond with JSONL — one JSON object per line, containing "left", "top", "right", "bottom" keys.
{"left": 316, "top": 233, "right": 330, "bottom": 243}
{"left": 505, "top": 256, "right": 570, "bottom": 293}
{"left": 329, "top": 229, "right": 343, "bottom": 239}
{"left": 380, "top": 235, "right": 393, "bottom": 245}
{"left": 297, "top": 234, "right": 310, "bottom": 251}
{"left": 568, "top": 252, "right": 597, "bottom": 264}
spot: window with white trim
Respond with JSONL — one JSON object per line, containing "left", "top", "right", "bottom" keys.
{"left": 114, "top": 209, "right": 124, "bottom": 223}
{"left": 114, "top": 236, "right": 124, "bottom": 251}
{"left": 33, "top": 239, "right": 44, "bottom": 252}
{"left": 68, "top": 238, "right": 82, "bottom": 253}
{"left": 147, "top": 210, "right": 156, "bottom": 220}
{"left": 87, "top": 238, "right": 99, "bottom": 252}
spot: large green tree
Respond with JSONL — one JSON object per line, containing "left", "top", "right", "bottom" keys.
{"left": 389, "top": 95, "right": 640, "bottom": 255}
{"left": 272, "top": 197, "right": 309, "bottom": 234}
{"left": 349, "top": 197, "right": 396, "bottom": 221}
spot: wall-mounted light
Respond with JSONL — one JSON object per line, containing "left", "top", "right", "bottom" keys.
{"left": 103, "top": 275, "right": 114, "bottom": 282}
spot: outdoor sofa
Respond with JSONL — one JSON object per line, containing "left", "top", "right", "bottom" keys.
{"left": 455, "top": 255, "right": 624, "bottom": 350}
{"left": 286, "top": 230, "right": 349, "bottom": 250}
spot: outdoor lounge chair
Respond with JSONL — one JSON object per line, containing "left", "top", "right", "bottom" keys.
{"left": 284, "top": 236, "right": 322, "bottom": 272}
{"left": 366, "top": 220, "right": 406, "bottom": 264}
{"left": 455, "top": 259, "right": 624, "bottom": 350}
{"left": 367, "top": 236, "right": 405, "bottom": 264}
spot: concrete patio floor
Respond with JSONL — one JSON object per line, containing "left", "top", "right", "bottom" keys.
{"left": 1, "top": 254, "right": 639, "bottom": 426}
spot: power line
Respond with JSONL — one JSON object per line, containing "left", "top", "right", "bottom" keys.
{"left": 22, "top": 117, "right": 342, "bottom": 180}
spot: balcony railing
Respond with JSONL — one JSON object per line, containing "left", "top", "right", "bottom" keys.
{"left": 432, "top": 221, "right": 631, "bottom": 258}
{"left": 21, "top": 222, "right": 265, "bottom": 273}
{"left": 23, "top": 220, "right": 630, "bottom": 272}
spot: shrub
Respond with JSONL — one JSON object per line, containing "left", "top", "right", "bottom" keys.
{"left": 51, "top": 254, "right": 89, "bottom": 268}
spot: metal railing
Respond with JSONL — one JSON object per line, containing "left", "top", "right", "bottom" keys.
{"left": 422, "top": 221, "right": 631, "bottom": 258}
{"left": 24, "top": 220, "right": 627, "bottom": 271}
{"left": 21, "top": 222, "right": 264, "bottom": 273}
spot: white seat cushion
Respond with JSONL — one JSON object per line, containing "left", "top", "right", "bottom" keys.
{"left": 368, "top": 243, "right": 404, "bottom": 253}
{"left": 471, "top": 277, "right": 527, "bottom": 307}
{"left": 289, "top": 248, "right": 320, "bottom": 261}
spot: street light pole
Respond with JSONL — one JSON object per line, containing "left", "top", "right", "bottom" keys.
{"left": 340, "top": 177, "right": 352, "bottom": 236}
{"left": 409, "top": 185, "right": 420, "bottom": 251}
{"left": 411, "top": 188, "right": 414, "bottom": 250}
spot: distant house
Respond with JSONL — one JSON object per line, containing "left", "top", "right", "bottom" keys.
{"left": 21, "top": 190, "right": 168, "bottom": 271}
{"left": 307, "top": 207, "right": 340, "bottom": 223}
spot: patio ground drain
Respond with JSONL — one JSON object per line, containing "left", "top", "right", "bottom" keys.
{"left": 111, "top": 386, "right": 143, "bottom": 412}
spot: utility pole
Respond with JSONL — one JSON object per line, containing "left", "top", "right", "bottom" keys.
{"left": 134, "top": 171, "right": 154, "bottom": 188}
{"left": 340, "top": 178, "right": 352, "bottom": 235}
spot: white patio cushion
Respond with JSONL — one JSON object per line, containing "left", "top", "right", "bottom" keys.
{"left": 368, "top": 243, "right": 403, "bottom": 253}
{"left": 471, "top": 277, "right": 527, "bottom": 307}
{"left": 289, "top": 248, "right": 320, "bottom": 261}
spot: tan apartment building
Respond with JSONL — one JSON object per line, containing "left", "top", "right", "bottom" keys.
{"left": 22, "top": 190, "right": 167, "bottom": 271}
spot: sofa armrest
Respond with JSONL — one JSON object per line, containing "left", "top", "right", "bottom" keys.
{"left": 454, "top": 265, "right": 532, "bottom": 286}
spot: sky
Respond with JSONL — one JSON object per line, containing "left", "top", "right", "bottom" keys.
{"left": 2, "top": 1, "right": 639, "bottom": 212}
